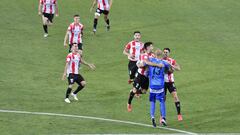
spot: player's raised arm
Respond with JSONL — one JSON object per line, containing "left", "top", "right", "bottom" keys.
{"left": 81, "top": 58, "right": 96, "bottom": 70}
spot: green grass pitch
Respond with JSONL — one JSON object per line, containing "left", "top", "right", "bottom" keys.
{"left": 0, "top": 0, "right": 240, "bottom": 134}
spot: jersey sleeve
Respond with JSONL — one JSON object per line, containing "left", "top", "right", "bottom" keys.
{"left": 40, "top": 0, "right": 43, "bottom": 4}
{"left": 66, "top": 54, "right": 71, "bottom": 62}
{"left": 172, "top": 59, "right": 176, "bottom": 65}
{"left": 67, "top": 24, "right": 72, "bottom": 31}
{"left": 125, "top": 42, "right": 131, "bottom": 50}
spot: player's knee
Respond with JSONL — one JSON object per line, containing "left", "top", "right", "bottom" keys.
{"left": 94, "top": 13, "right": 100, "bottom": 17}
{"left": 68, "top": 84, "right": 73, "bottom": 88}
{"left": 81, "top": 81, "right": 86, "bottom": 87}
{"left": 132, "top": 88, "right": 137, "bottom": 93}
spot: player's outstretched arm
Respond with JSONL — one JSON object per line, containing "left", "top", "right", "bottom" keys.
{"left": 81, "top": 59, "right": 96, "bottom": 70}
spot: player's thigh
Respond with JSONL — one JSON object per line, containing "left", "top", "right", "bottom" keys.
{"left": 168, "top": 82, "right": 177, "bottom": 93}
{"left": 94, "top": 8, "right": 102, "bottom": 18}
{"left": 76, "top": 74, "right": 85, "bottom": 86}
{"left": 67, "top": 74, "right": 75, "bottom": 85}
{"left": 133, "top": 74, "right": 141, "bottom": 91}
{"left": 156, "top": 92, "right": 165, "bottom": 103}
{"left": 140, "top": 76, "right": 149, "bottom": 91}
{"left": 149, "top": 93, "right": 156, "bottom": 102}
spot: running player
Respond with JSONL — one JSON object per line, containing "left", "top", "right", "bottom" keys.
{"left": 90, "top": 0, "right": 112, "bottom": 34}
{"left": 38, "top": 0, "right": 59, "bottom": 37}
{"left": 64, "top": 14, "right": 84, "bottom": 55}
{"left": 62, "top": 44, "right": 95, "bottom": 103}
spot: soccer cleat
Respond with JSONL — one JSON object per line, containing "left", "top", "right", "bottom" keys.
{"left": 160, "top": 118, "right": 167, "bottom": 127}
{"left": 43, "top": 33, "right": 48, "bottom": 38}
{"left": 106, "top": 25, "right": 110, "bottom": 31}
{"left": 64, "top": 98, "right": 71, "bottom": 103}
{"left": 151, "top": 118, "right": 156, "bottom": 127}
{"left": 178, "top": 114, "right": 183, "bottom": 121}
{"left": 128, "top": 79, "right": 133, "bottom": 84}
{"left": 93, "top": 29, "right": 97, "bottom": 34}
{"left": 127, "top": 104, "right": 132, "bottom": 112}
{"left": 71, "top": 93, "right": 79, "bottom": 101}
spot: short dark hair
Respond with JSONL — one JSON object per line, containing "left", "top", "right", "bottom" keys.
{"left": 133, "top": 31, "right": 141, "bottom": 34}
{"left": 144, "top": 42, "right": 153, "bottom": 49}
{"left": 74, "top": 14, "right": 80, "bottom": 17}
{"left": 163, "top": 48, "right": 171, "bottom": 53}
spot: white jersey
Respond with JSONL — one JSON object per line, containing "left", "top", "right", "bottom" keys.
{"left": 163, "top": 57, "right": 176, "bottom": 82}
{"left": 67, "top": 22, "right": 84, "bottom": 44}
{"left": 97, "top": 0, "right": 110, "bottom": 11}
{"left": 124, "top": 40, "right": 144, "bottom": 61}
{"left": 66, "top": 52, "right": 81, "bottom": 75}
{"left": 40, "top": 0, "right": 57, "bottom": 14}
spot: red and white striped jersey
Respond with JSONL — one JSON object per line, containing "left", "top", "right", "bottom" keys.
{"left": 124, "top": 41, "right": 144, "bottom": 61}
{"left": 97, "top": 0, "right": 110, "bottom": 11}
{"left": 163, "top": 57, "right": 176, "bottom": 82}
{"left": 66, "top": 52, "right": 81, "bottom": 75}
{"left": 40, "top": 0, "right": 57, "bottom": 14}
{"left": 67, "top": 23, "right": 84, "bottom": 44}
{"left": 138, "top": 52, "right": 155, "bottom": 76}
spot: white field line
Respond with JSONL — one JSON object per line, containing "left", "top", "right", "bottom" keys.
{"left": 0, "top": 109, "right": 198, "bottom": 135}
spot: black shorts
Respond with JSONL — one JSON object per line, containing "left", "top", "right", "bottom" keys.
{"left": 164, "top": 82, "right": 177, "bottom": 95}
{"left": 133, "top": 73, "right": 149, "bottom": 91}
{"left": 128, "top": 61, "right": 138, "bottom": 80}
{"left": 69, "top": 43, "right": 83, "bottom": 52}
{"left": 42, "top": 13, "right": 54, "bottom": 23}
{"left": 96, "top": 8, "right": 109, "bottom": 15}
{"left": 67, "top": 73, "right": 85, "bottom": 85}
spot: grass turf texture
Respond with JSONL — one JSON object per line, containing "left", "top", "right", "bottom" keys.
{"left": 0, "top": 0, "right": 240, "bottom": 134}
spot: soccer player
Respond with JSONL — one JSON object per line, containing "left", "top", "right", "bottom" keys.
{"left": 147, "top": 49, "right": 172, "bottom": 127}
{"left": 123, "top": 31, "right": 144, "bottom": 84}
{"left": 62, "top": 44, "right": 95, "bottom": 103}
{"left": 38, "top": 0, "right": 59, "bottom": 38}
{"left": 64, "top": 15, "right": 84, "bottom": 55}
{"left": 127, "top": 42, "right": 155, "bottom": 112}
{"left": 90, "top": 0, "right": 112, "bottom": 34}
{"left": 163, "top": 48, "right": 183, "bottom": 121}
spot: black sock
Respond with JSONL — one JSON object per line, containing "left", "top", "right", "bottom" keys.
{"left": 175, "top": 101, "right": 181, "bottom": 115}
{"left": 106, "top": 19, "right": 110, "bottom": 26}
{"left": 128, "top": 91, "right": 135, "bottom": 104}
{"left": 43, "top": 25, "right": 48, "bottom": 33}
{"left": 93, "top": 18, "right": 98, "bottom": 29}
{"left": 65, "top": 88, "right": 72, "bottom": 98}
{"left": 73, "top": 85, "right": 84, "bottom": 94}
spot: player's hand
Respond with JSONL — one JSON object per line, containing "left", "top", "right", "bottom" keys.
{"left": 157, "top": 64, "right": 164, "bottom": 68}
{"left": 55, "top": 13, "right": 59, "bottom": 17}
{"left": 38, "top": 11, "right": 42, "bottom": 16}
{"left": 64, "top": 43, "right": 68, "bottom": 48}
{"left": 88, "top": 64, "right": 96, "bottom": 70}
{"left": 129, "top": 54, "right": 135, "bottom": 59}
{"left": 62, "top": 74, "right": 66, "bottom": 80}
